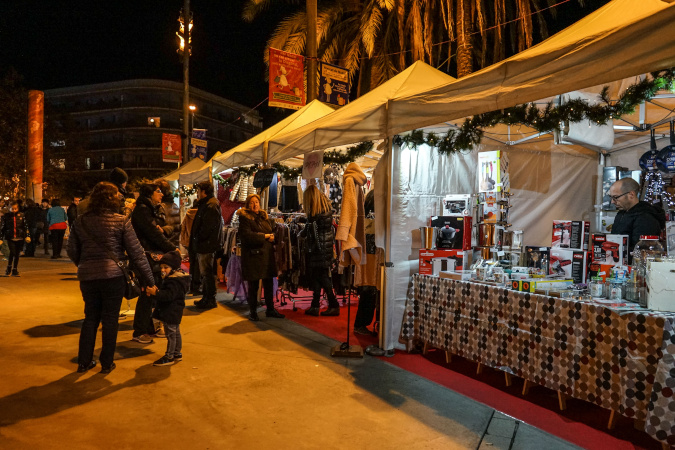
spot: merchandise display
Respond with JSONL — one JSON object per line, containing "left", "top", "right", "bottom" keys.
{"left": 525, "top": 246, "right": 550, "bottom": 274}
{"left": 430, "top": 215, "right": 472, "bottom": 250}
{"left": 549, "top": 248, "right": 587, "bottom": 284}
{"left": 647, "top": 260, "right": 675, "bottom": 312}
{"left": 633, "top": 236, "right": 665, "bottom": 307}
{"left": 419, "top": 249, "right": 472, "bottom": 275}
{"left": 551, "top": 220, "right": 590, "bottom": 250}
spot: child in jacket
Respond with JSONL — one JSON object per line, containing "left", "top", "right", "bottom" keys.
{"left": 0, "top": 200, "right": 31, "bottom": 276}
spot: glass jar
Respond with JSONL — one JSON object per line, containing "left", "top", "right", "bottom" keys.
{"left": 624, "top": 281, "right": 639, "bottom": 303}
{"left": 632, "top": 235, "right": 665, "bottom": 307}
{"left": 608, "top": 279, "right": 624, "bottom": 300}
{"left": 589, "top": 277, "right": 606, "bottom": 298}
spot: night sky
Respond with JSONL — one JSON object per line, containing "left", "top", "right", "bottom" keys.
{"left": 1, "top": 0, "right": 607, "bottom": 125}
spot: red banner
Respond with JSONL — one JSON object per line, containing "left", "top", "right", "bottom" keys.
{"left": 162, "top": 133, "right": 182, "bottom": 163}
{"left": 27, "top": 90, "right": 44, "bottom": 184}
{"left": 269, "top": 48, "right": 305, "bottom": 110}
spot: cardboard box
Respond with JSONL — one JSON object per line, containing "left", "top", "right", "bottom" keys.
{"left": 442, "top": 194, "right": 472, "bottom": 217}
{"left": 432, "top": 258, "right": 455, "bottom": 276}
{"left": 551, "top": 220, "right": 590, "bottom": 250}
{"left": 647, "top": 261, "right": 675, "bottom": 312}
{"left": 525, "top": 246, "right": 551, "bottom": 273}
{"left": 419, "top": 249, "right": 472, "bottom": 275}
{"left": 440, "top": 270, "right": 474, "bottom": 281}
{"left": 549, "top": 249, "right": 588, "bottom": 284}
{"left": 511, "top": 278, "right": 574, "bottom": 292}
{"left": 430, "top": 216, "right": 473, "bottom": 250}
{"left": 666, "top": 221, "right": 675, "bottom": 256}
{"left": 478, "top": 150, "right": 509, "bottom": 193}
{"left": 591, "top": 234, "right": 629, "bottom": 265}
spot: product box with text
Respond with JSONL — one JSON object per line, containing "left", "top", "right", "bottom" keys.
{"left": 591, "top": 234, "right": 629, "bottom": 265}
{"left": 430, "top": 216, "right": 473, "bottom": 250}
{"left": 525, "top": 246, "right": 551, "bottom": 273}
{"left": 511, "top": 278, "right": 574, "bottom": 292}
{"left": 419, "top": 249, "right": 472, "bottom": 275}
{"left": 549, "top": 248, "right": 588, "bottom": 284}
{"left": 551, "top": 220, "right": 590, "bottom": 250}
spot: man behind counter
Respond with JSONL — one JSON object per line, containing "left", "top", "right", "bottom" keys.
{"left": 608, "top": 177, "right": 666, "bottom": 258}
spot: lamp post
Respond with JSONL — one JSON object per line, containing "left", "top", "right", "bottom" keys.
{"left": 189, "top": 104, "right": 196, "bottom": 159}
{"left": 177, "top": 1, "right": 193, "bottom": 165}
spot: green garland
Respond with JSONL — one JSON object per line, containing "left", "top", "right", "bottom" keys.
{"left": 396, "top": 68, "right": 675, "bottom": 154}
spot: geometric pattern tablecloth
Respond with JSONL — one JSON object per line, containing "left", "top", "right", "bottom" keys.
{"left": 401, "top": 274, "right": 675, "bottom": 446}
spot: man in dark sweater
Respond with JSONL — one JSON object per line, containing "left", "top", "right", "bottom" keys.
{"left": 608, "top": 177, "right": 666, "bottom": 259}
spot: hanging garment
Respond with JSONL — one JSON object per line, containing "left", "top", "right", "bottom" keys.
{"left": 268, "top": 174, "right": 278, "bottom": 208}
{"left": 280, "top": 186, "right": 300, "bottom": 212}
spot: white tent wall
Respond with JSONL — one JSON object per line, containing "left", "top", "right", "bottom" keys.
{"left": 377, "top": 143, "right": 598, "bottom": 350}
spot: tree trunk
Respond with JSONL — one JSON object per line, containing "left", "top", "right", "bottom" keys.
{"left": 456, "top": 0, "right": 473, "bottom": 78}
{"left": 357, "top": 56, "right": 372, "bottom": 98}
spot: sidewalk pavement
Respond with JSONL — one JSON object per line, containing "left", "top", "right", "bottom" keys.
{"left": 0, "top": 255, "right": 582, "bottom": 450}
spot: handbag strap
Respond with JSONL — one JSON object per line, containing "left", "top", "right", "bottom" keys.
{"left": 79, "top": 216, "right": 132, "bottom": 278}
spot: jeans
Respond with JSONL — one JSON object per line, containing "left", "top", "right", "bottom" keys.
{"left": 354, "top": 286, "right": 378, "bottom": 328}
{"left": 50, "top": 228, "right": 66, "bottom": 257}
{"left": 197, "top": 252, "right": 216, "bottom": 300}
{"left": 188, "top": 250, "right": 201, "bottom": 292}
{"left": 133, "top": 264, "right": 160, "bottom": 338}
{"left": 78, "top": 276, "right": 125, "bottom": 368}
{"left": 6, "top": 239, "right": 24, "bottom": 271}
{"left": 309, "top": 266, "right": 338, "bottom": 308}
{"left": 247, "top": 278, "right": 274, "bottom": 314}
{"left": 163, "top": 323, "right": 182, "bottom": 358}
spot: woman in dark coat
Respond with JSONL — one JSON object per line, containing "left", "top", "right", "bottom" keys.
{"left": 68, "top": 182, "right": 155, "bottom": 374}
{"left": 302, "top": 185, "right": 340, "bottom": 316}
{"left": 236, "top": 194, "right": 284, "bottom": 321}
{"left": 0, "top": 200, "right": 31, "bottom": 276}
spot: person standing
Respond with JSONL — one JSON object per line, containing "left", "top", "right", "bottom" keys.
{"left": 608, "top": 177, "right": 666, "bottom": 259}
{"left": 237, "top": 193, "right": 284, "bottom": 321}
{"left": 68, "top": 182, "right": 155, "bottom": 374}
{"left": 47, "top": 198, "right": 68, "bottom": 259}
{"left": 131, "top": 183, "right": 178, "bottom": 343}
{"left": 189, "top": 181, "right": 223, "bottom": 310}
{"left": 38, "top": 199, "right": 50, "bottom": 255}
{"left": 23, "top": 199, "right": 40, "bottom": 257}
{"left": 0, "top": 200, "right": 31, "bottom": 276}
{"left": 301, "top": 185, "right": 340, "bottom": 317}
{"left": 155, "top": 179, "right": 181, "bottom": 247}
{"left": 67, "top": 196, "right": 81, "bottom": 229}
{"left": 180, "top": 199, "right": 201, "bottom": 295}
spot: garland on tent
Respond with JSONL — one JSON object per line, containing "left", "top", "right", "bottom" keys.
{"left": 221, "top": 141, "right": 375, "bottom": 182}
{"left": 395, "top": 68, "right": 675, "bottom": 155}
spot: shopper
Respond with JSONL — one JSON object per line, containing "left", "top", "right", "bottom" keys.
{"left": 0, "top": 200, "right": 31, "bottom": 276}
{"left": 189, "top": 181, "right": 223, "bottom": 310}
{"left": 237, "top": 193, "right": 284, "bottom": 321}
{"left": 67, "top": 196, "right": 81, "bottom": 229}
{"left": 47, "top": 198, "right": 68, "bottom": 259}
{"left": 180, "top": 199, "right": 202, "bottom": 295}
{"left": 38, "top": 199, "right": 50, "bottom": 255}
{"left": 131, "top": 183, "right": 178, "bottom": 344}
{"left": 155, "top": 179, "right": 181, "bottom": 247}
{"left": 301, "top": 185, "right": 340, "bottom": 317}
{"left": 23, "top": 199, "right": 40, "bottom": 257}
{"left": 146, "top": 251, "right": 188, "bottom": 366}
{"left": 67, "top": 182, "right": 155, "bottom": 374}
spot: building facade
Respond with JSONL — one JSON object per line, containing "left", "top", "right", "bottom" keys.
{"left": 44, "top": 79, "right": 262, "bottom": 181}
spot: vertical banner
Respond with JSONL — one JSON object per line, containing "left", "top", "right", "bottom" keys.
{"left": 191, "top": 128, "right": 208, "bottom": 161}
{"left": 318, "top": 62, "right": 349, "bottom": 106}
{"left": 27, "top": 90, "right": 44, "bottom": 201}
{"left": 302, "top": 150, "right": 324, "bottom": 180}
{"left": 269, "top": 48, "right": 305, "bottom": 110}
{"left": 162, "top": 133, "right": 183, "bottom": 163}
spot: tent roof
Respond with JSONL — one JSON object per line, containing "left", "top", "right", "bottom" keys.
{"left": 267, "top": 61, "right": 456, "bottom": 163}
{"left": 211, "top": 100, "right": 335, "bottom": 169}
{"left": 163, "top": 157, "right": 206, "bottom": 181}
{"left": 388, "top": 0, "right": 675, "bottom": 134}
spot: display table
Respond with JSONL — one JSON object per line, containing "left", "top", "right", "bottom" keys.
{"left": 401, "top": 274, "right": 675, "bottom": 447}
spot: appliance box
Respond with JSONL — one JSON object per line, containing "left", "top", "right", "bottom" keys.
{"left": 646, "top": 261, "right": 675, "bottom": 312}
{"left": 439, "top": 270, "right": 474, "bottom": 281}
{"left": 430, "top": 216, "right": 473, "bottom": 250}
{"left": 431, "top": 258, "right": 456, "bottom": 276}
{"left": 442, "top": 194, "right": 472, "bottom": 217}
{"left": 525, "top": 246, "right": 551, "bottom": 272}
{"left": 549, "top": 249, "right": 588, "bottom": 284}
{"left": 511, "top": 278, "right": 574, "bottom": 292}
{"left": 551, "top": 220, "right": 590, "bottom": 250}
{"left": 591, "top": 234, "right": 629, "bottom": 266}
{"left": 666, "top": 221, "right": 675, "bottom": 256}
{"left": 419, "top": 249, "right": 472, "bottom": 275}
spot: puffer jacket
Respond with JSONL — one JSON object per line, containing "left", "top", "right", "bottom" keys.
{"left": 0, "top": 211, "right": 30, "bottom": 240}
{"left": 67, "top": 212, "right": 154, "bottom": 284}
{"left": 157, "top": 195, "right": 181, "bottom": 247}
{"left": 152, "top": 271, "right": 190, "bottom": 325}
{"left": 305, "top": 211, "right": 335, "bottom": 268}
{"left": 131, "top": 195, "right": 176, "bottom": 254}
{"left": 189, "top": 195, "right": 223, "bottom": 254}
{"left": 612, "top": 201, "right": 666, "bottom": 253}
{"left": 237, "top": 208, "right": 276, "bottom": 281}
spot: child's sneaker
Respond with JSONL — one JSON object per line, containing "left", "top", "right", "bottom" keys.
{"left": 153, "top": 355, "right": 174, "bottom": 366}
{"left": 173, "top": 353, "right": 182, "bottom": 362}
{"left": 11, "top": 269, "right": 19, "bottom": 277}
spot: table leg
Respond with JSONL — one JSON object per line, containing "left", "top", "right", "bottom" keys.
{"left": 558, "top": 391, "right": 567, "bottom": 411}
{"left": 505, "top": 373, "right": 512, "bottom": 387}
{"left": 522, "top": 380, "right": 531, "bottom": 396}
{"left": 476, "top": 363, "right": 483, "bottom": 375}
{"left": 422, "top": 342, "right": 429, "bottom": 355}
{"left": 445, "top": 351, "right": 452, "bottom": 364}
{"left": 608, "top": 410, "right": 617, "bottom": 430}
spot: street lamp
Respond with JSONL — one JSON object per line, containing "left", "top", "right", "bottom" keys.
{"left": 189, "top": 104, "right": 196, "bottom": 130}
{"left": 177, "top": 2, "right": 193, "bottom": 165}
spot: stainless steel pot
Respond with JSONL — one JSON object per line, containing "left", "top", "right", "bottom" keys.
{"left": 419, "top": 227, "right": 437, "bottom": 249}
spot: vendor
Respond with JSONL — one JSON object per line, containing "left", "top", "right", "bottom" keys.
{"left": 608, "top": 177, "right": 665, "bottom": 258}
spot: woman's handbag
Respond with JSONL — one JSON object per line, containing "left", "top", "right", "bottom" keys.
{"left": 81, "top": 219, "right": 142, "bottom": 299}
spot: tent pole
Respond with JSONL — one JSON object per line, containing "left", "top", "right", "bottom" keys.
{"left": 380, "top": 136, "right": 395, "bottom": 350}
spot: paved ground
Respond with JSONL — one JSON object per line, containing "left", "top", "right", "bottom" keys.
{"left": 0, "top": 254, "right": 582, "bottom": 449}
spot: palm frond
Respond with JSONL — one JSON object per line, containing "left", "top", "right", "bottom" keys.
{"left": 360, "top": 1, "right": 383, "bottom": 57}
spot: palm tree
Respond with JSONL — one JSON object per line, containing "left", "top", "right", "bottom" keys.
{"left": 243, "top": 0, "right": 571, "bottom": 95}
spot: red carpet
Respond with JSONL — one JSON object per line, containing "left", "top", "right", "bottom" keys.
{"left": 275, "top": 292, "right": 661, "bottom": 450}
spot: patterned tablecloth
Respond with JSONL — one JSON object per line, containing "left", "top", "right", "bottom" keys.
{"left": 401, "top": 274, "right": 675, "bottom": 446}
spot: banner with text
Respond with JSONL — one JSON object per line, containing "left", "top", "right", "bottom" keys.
{"left": 302, "top": 150, "right": 324, "bottom": 180}
{"left": 319, "top": 62, "right": 349, "bottom": 107}
{"left": 162, "top": 133, "right": 182, "bottom": 163}
{"left": 191, "top": 128, "right": 208, "bottom": 161}
{"left": 269, "top": 48, "right": 305, "bottom": 110}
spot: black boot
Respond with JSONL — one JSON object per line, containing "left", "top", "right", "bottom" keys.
{"left": 5, "top": 266, "right": 10, "bottom": 276}
{"left": 266, "top": 309, "right": 285, "bottom": 319}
